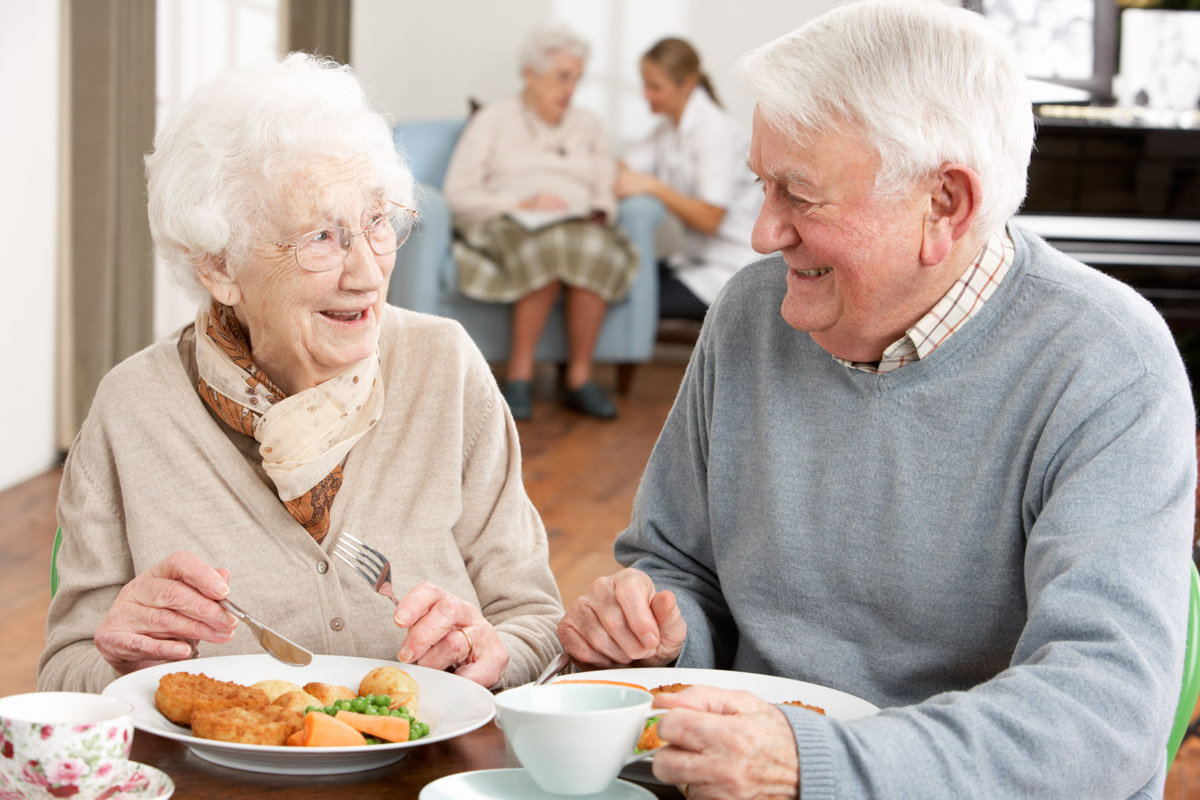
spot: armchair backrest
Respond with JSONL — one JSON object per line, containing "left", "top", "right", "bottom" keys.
{"left": 393, "top": 119, "right": 467, "bottom": 189}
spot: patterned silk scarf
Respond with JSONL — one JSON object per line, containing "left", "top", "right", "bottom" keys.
{"left": 194, "top": 301, "right": 385, "bottom": 542}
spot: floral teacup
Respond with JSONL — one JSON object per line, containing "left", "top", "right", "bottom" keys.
{"left": 0, "top": 692, "right": 133, "bottom": 799}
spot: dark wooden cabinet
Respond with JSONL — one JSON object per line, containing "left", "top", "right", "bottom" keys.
{"left": 1020, "top": 110, "right": 1200, "bottom": 400}
{"left": 1027, "top": 116, "right": 1200, "bottom": 219}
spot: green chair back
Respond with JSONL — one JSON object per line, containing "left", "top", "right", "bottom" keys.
{"left": 1168, "top": 558, "right": 1200, "bottom": 763}
{"left": 50, "top": 525, "right": 62, "bottom": 599}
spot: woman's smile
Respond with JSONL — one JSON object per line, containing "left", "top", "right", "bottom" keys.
{"left": 319, "top": 306, "right": 372, "bottom": 324}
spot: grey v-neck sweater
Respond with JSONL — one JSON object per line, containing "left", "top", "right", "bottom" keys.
{"left": 616, "top": 224, "right": 1196, "bottom": 798}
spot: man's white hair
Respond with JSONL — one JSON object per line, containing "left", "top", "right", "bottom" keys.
{"left": 518, "top": 26, "right": 590, "bottom": 75}
{"left": 737, "top": 0, "right": 1034, "bottom": 239}
{"left": 145, "top": 52, "right": 414, "bottom": 301}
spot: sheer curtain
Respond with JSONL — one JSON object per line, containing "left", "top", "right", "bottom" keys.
{"left": 56, "top": 0, "right": 156, "bottom": 449}
{"left": 56, "top": 0, "right": 351, "bottom": 448}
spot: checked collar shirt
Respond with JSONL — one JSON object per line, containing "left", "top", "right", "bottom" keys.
{"left": 836, "top": 230, "right": 1015, "bottom": 374}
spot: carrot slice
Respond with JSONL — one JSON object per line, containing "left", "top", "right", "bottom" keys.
{"left": 295, "top": 711, "right": 368, "bottom": 747}
{"left": 285, "top": 728, "right": 306, "bottom": 747}
{"left": 335, "top": 710, "right": 411, "bottom": 743}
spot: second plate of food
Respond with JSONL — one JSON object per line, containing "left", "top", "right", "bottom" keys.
{"left": 102, "top": 653, "right": 495, "bottom": 775}
{"left": 551, "top": 667, "right": 879, "bottom": 784}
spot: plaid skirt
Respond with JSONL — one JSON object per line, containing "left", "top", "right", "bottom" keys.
{"left": 452, "top": 217, "right": 640, "bottom": 303}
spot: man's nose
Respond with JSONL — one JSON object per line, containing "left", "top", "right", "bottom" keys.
{"left": 751, "top": 196, "right": 799, "bottom": 255}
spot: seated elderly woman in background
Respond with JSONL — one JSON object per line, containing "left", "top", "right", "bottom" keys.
{"left": 443, "top": 27, "right": 639, "bottom": 422}
{"left": 38, "top": 53, "right": 563, "bottom": 693}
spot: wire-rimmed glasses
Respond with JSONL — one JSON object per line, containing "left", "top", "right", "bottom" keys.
{"left": 259, "top": 200, "right": 418, "bottom": 273}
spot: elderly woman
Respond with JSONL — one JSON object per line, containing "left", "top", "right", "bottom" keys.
{"left": 38, "top": 53, "right": 563, "bottom": 693}
{"left": 617, "top": 38, "right": 761, "bottom": 321}
{"left": 443, "top": 27, "right": 639, "bottom": 421}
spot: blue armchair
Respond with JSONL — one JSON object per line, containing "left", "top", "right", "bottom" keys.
{"left": 388, "top": 119, "right": 664, "bottom": 393}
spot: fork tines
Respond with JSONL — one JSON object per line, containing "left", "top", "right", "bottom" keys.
{"left": 332, "top": 531, "right": 390, "bottom": 586}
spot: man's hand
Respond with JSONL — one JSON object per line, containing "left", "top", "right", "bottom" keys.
{"left": 652, "top": 686, "right": 800, "bottom": 800}
{"left": 557, "top": 567, "right": 686, "bottom": 668}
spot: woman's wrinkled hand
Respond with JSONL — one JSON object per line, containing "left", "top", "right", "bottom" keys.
{"left": 94, "top": 551, "right": 237, "bottom": 675}
{"left": 557, "top": 567, "right": 686, "bottom": 668}
{"left": 518, "top": 192, "right": 569, "bottom": 211}
{"left": 651, "top": 686, "right": 800, "bottom": 800}
{"left": 393, "top": 582, "right": 508, "bottom": 688}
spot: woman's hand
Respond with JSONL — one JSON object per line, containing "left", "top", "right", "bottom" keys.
{"left": 393, "top": 582, "right": 508, "bottom": 688}
{"left": 651, "top": 686, "right": 800, "bottom": 800}
{"left": 94, "top": 551, "right": 237, "bottom": 675}
{"left": 518, "top": 192, "right": 569, "bottom": 211}
{"left": 614, "top": 165, "right": 659, "bottom": 198}
{"left": 557, "top": 567, "right": 686, "bottom": 668}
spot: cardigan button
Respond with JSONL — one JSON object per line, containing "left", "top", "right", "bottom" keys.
{"left": 330, "top": 618, "right": 344, "bottom": 631}
{"left": 316, "top": 561, "right": 328, "bottom": 574}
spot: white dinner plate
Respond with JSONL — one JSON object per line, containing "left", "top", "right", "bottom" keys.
{"left": 552, "top": 667, "right": 879, "bottom": 785}
{"left": 102, "top": 654, "right": 495, "bottom": 775}
{"left": 419, "top": 768, "right": 655, "bottom": 800}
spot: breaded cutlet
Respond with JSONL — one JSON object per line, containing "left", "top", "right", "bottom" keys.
{"left": 154, "top": 672, "right": 268, "bottom": 726}
{"left": 191, "top": 705, "right": 303, "bottom": 746}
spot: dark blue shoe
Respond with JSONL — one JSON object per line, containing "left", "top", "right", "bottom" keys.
{"left": 561, "top": 382, "right": 617, "bottom": 420}
{"left": 503, "top": 380, "right": 532, "bottom": 421}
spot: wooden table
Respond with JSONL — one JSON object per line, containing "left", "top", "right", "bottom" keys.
{"left": 131, "top": 722, "right": 683, "bottom": 798}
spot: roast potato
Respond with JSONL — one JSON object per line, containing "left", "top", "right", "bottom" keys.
{"left": 358, "top": 666, "right": 419, "bottom": 714}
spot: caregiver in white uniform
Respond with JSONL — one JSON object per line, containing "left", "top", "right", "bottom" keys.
{"left": 616, "top": 37, "right": 762, "bottom": 320}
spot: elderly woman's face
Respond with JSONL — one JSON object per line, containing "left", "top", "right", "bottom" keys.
{"left": 523, "top": 51, "right": 584, "bottom": 124}
{"left": 225, "top": 154, "right": 394, "bottom": 394}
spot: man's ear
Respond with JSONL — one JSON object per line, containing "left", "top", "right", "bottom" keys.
{"left": 194, "top": 254, "right": 241, "bottom": 307}
{"left": 920, "top": 163, "right": 981, "bottom": 266}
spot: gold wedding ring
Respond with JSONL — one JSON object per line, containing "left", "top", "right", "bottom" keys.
{"left": 459, "top": 628, "right": 474, "bottom": 662}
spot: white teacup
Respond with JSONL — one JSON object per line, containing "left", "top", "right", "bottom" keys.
{"left": 0, "top": 692, "right": 134, "bottom": 800}
{"left": 494, "top": 682, "right": 661, "bottom": 795}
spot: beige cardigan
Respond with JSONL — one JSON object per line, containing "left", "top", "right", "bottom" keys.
{"left": 39, "top": 306, "right": 563, "bottom": 692}
{"left": 443, "top": 95, "right": 618, "bottom": 224}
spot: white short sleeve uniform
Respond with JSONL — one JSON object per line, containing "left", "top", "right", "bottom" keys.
{"left": 623, "top": 87, "right": 763, "bottom": 305}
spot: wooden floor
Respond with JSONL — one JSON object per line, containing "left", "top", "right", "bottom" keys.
{"left": 3, "top": 348, "right": 1198, "bottom": 795}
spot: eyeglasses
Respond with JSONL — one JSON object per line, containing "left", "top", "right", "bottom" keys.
{"left": 259, "top": 200, "right": 418, "bottom": 273}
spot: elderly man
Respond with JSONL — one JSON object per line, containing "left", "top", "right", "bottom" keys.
{"left": 557, "top": 1, "right": 1197, "bottom": 798}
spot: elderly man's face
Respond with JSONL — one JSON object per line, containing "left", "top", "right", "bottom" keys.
{"left": 523, "top": 52, "right": 584, "bottom": 125}
{"left": 229, "top": 154, "right": 394, "bottom": 394}
{"left": 748, "top": 109, "right": 943, "bottom": 362}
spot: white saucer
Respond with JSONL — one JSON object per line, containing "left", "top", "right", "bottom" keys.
{"left": 419, "top": 768, "right": 655, "bottom": 799}
{"left": 102, "top": 761, "right": 175, "bottom": 800}
{"left": 0, "top": 759, "right": 174, "bottom": 800}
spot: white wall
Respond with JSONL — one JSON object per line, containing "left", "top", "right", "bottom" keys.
{"left": 351, "top": 0, "right": 848, "bottom": 152}
{"left": 0, "top": 0, "right": 61, "bottom": 490}
{"left": 0, "top": 0, "right": 846, "bottom": 493}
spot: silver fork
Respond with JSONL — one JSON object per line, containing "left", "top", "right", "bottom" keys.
{"left": 332, "top": 531, "right": 399, "bottom": 605}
